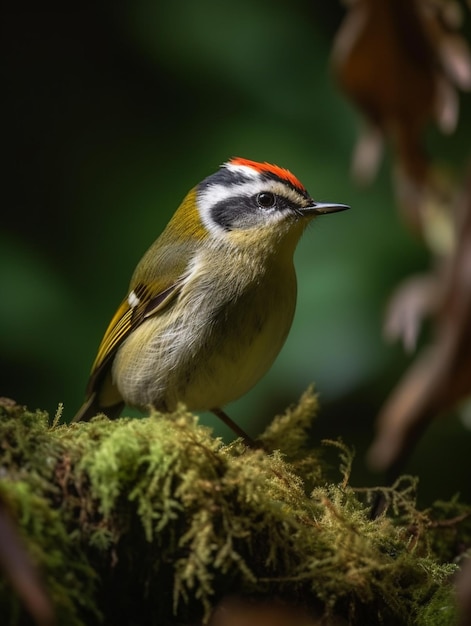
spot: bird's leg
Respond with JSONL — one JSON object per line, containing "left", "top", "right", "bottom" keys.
{"left": 210, "top": 407, "right": 256, "bottom": 448}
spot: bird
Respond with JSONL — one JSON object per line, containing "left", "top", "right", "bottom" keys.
{"left": 73, "top": 157, "right": 349, "bottom": 440}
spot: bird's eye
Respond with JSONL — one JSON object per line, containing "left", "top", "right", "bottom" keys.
{"left": 256, "top": 192, "right": 276, "bottom": 209}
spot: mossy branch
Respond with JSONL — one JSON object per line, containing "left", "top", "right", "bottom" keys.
{"left": 0, "top": 390, "right": 469, "bottom": 625}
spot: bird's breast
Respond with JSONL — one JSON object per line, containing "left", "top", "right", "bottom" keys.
{"left": 113, "top": 250, "right": 298, "bottom": 411}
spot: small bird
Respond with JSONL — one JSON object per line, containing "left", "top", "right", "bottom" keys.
{"left": 73, "top": 158, "right": 349, "bottom": 438}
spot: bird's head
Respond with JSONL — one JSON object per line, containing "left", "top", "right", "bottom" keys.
{"left": 195, "top": 157, "right": 349, "bottom": 253}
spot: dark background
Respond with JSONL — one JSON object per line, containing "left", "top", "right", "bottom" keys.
{"left": 2, "top": 4, "right": 470, "bottom": 504}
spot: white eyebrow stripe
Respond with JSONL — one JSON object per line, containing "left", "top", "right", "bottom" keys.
{"left": 223, "top": 162, "right": 260, "bottom": 178}
{"left": 199, "top": 180, "right": 264, "bottom": 208}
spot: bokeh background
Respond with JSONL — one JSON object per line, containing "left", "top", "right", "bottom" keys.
{"left": 2, "top": 4, "right": 471, "bottom": 504}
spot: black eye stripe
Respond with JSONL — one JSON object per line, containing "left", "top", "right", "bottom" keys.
{"left": 210, "top": 196, "right": 252, "bottom": 231}
{"left": 209, "top": 192, "right": 305, "bottom": 231}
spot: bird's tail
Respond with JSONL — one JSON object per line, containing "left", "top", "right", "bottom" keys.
{"left": 72, "top": 393, "right": 124, "bottom": 422}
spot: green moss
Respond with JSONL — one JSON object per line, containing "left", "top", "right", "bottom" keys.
{"left": 0, "top": 391, "right": 469, "bottom": 625}
{"left": 414, "top": 585, "right": 459, "bottom": 626}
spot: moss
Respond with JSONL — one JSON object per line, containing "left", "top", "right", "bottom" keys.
{"left": 0, "top": 391, "right": 469, "bottom": 625}
{"left": 0, "top": 403, "right": 99, "bottom": 625}
{"left": 414, "top": 585, "right": 459, "bottom": 626}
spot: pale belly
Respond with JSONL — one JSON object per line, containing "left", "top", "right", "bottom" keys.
{"left": 176, "top": 293, "right": 295, "bottom": 410}
{"left": 112, "top": 270, "right": 297, "bottom": 411}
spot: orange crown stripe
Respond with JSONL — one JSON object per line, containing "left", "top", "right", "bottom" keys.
{"left": 229, "top": 157, "right": 306, "bottom": 193}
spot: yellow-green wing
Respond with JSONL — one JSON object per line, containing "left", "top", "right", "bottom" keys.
{"left": 85, "top": 278, "right": 183, "bottom": 397}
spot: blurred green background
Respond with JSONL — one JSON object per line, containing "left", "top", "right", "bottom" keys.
{"left": 2, "top": 4, "right": 471, "bottom": 504}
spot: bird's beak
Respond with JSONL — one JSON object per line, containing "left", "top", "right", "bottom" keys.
{"left": 301, "top": 202, "right": 350, "bottom": 216}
